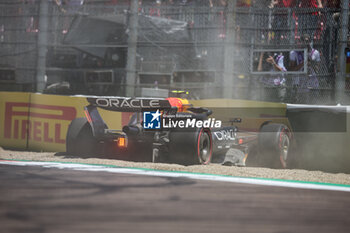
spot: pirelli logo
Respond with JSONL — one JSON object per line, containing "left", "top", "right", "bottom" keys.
{"left": 4, "top": 102, "right": 77, "bottom": 144}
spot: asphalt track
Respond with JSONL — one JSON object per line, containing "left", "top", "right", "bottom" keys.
{"left": 1, "top": 164, "right": 350, "bottom": 233}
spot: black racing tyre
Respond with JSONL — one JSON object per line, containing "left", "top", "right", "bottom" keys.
{"left": 66, "top": 118, "right": 99, "bottom": 157}
{"left": 168, "top": 128, "right": 212, "bottom": 165}
{"left": 197, "top": 129, "right": 212, "bottom": 164}
{"left": 258, "top": 123, "right": 291, "bottom": 168}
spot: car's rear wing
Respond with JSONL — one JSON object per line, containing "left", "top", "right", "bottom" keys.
{"left": 84, "top": 97, "right": 213, "bottom": 137}
{"left": 87, "top": 97, "right": 171, "bottom": 112}
{"left": 84, "top": 97, "right": 171, "bottom": 138}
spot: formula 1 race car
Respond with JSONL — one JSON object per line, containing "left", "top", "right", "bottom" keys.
{"left": 66, "top": 96, "right": 293, "bottom": 168}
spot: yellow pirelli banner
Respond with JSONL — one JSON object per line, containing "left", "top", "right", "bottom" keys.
{"left": 27, "top": 94, "right": 83, "bottom": 152}
{"left": 0, "top": 92, "right": 31, "bottom": 150}
{"left": 0, "top": 92, "right": 127, "bottom": 152}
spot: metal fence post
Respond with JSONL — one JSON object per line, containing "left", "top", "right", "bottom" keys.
{"left": 223, "top": 0, "right": 236, "bottom": 99}
{"left": 336, "top": 0, "right": 349, "bottom": 104}
{"left": 36, "top": 0, "right": 49, "bottom": 92}
{"left": 288, "top": 8, "right": 295, "bottom": 45}
{"left": 125, "top": 0, "right": 139, "bottom": 97}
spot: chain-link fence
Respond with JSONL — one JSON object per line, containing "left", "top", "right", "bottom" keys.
{"left": 0, "top": 0, "right": 39, "bottom": 91}
{"left": 0, "top": 0, "right": 348, "bottom": 104}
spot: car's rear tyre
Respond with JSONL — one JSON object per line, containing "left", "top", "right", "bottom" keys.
{"left": 66, "top": 118, "right": 99, "bottom": 157}
{"left": 168, "top": 128, "right": 212, "bottom": 165}
{"left": 258, "top": 123, "right": 292, "bottom": 168}
{"left": 197, "top": 129, "right": 212, "bottom": 164}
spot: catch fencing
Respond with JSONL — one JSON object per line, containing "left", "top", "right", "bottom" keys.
{"left": 0, "top": 0, "right": 347, "bottom": 104}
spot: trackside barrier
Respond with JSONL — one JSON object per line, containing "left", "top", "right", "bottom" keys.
{"left": 190, "top": 99, "right": 290, "bottom": 131}
{"left": 192, "top": 101, "right": 350, "bottom": 173}
{"left": 0, "top": 92, "right": 31, "bottom": 150}
{"left": 0, "top": 92, "right": 126, "bottom": 152}
{"left": 286, "top": 105, "right": 350, "bottom": 173}
{"left": 0, "top": 92, "right": 289, "bottom": 152}
{"left": 1, "top": 92, "right": 349, "bottom": 173}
